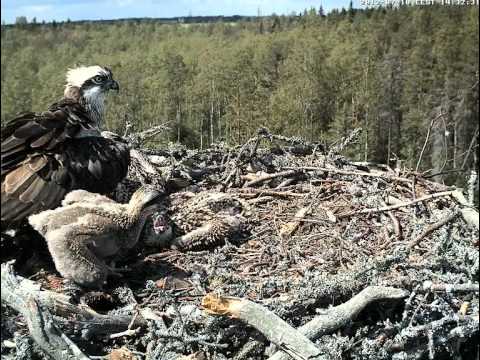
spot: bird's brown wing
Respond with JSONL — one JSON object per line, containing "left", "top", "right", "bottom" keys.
{"left": 1, "top": 99, "right": 93, "bottom": 176}
{"left": 62, "top": 136, "right": 130, "bottom": 194}
{"left": 1, "top": 100, "right": 130, "bottom": 225}
{"left": 1, "top": 154, "right": 70, "bottom": 224}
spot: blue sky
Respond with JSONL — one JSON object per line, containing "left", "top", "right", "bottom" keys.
{"left": 1, "top": 0, "right": 356, "bottom": 24}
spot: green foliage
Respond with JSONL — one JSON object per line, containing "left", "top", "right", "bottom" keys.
{"left": 1, "top": 7, "right": 478, "bottom": 186}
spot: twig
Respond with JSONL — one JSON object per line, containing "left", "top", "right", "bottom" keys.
{"left": 407, "top": 211, "right": 459, "bottom": 249}
{"left": 127, "top": 122, "right": 171, "bottom": 147}
{"left": 243, "top": 170, "right": 301, "bottom": 188}
{"left": 279, "top": 206, "right": 312, "bottom": 238}
{"left": 388, "top": 211, "right": 402, "bottom": 240}
{"left": 411, "top": 175, "right": 417, "bottom": 201}
{"left": 423, "top": 168, "right": 470, "bottom": 179}
{"left": 416, "top": 112, "right": 445, "bottom": 172}
{"left": 276, "top": 178, "right": 296, "bottom": 189}
{"left": 328, "top": 128, "right": 362, "bottom": 156}
{"left": 233, "top": 339, "right": 264, "bottom": 360}
{"left": 268, "top": 286, "right": 409, "bottom": 360}
{"left": 461, "top": 124, "right": 479, "bottom": 170}
{"left": 202, "top": 294, "right": 323, "bottom": 360}
{"left": 338, "top": 191, "right": 455, "bottom": 218}
{"left": 154, "top": 331, "right": 229, "bottom": 349}
{"left": 387, "top": 315, "right": 479, "bottom": 353}
{"left": 284, "top": 166, "right": 413, "bottom": 185}
{"left": 422, "top": 281, "right": 479, "bottom": 293}
{"left": 30, "top": 297, "right": 90, "bottom": 359}
{"left": 222, "top": 129, "right": 270, "bottom": 188}
{"left": 109, "top": 327, "right": 141, "bottom": 339}
{"left": 231, "top": 188, "right": 305, "bottom": 198}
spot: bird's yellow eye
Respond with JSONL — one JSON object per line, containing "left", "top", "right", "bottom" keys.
{"left": 93, "top": 75, "right": 103, "bottom": 84}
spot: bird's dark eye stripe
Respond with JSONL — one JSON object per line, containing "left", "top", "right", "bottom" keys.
{"left": 88, "top": 75, "right": 108, "bottom": 84}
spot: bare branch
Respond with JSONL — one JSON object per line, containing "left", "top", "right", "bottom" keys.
{"left": 268, "top": 286, "right": 409, "bottom": 360}
{"left": 338, "top": 191, "right": 455, "bottom": 218}
{"left": 202, "top": 294, "right": 323, "bottom": 360}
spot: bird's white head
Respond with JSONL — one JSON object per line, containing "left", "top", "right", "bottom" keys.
{"left": 64, "top": 65, "right": 119, "bottom": 126}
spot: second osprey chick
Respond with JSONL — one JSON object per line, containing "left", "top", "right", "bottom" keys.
{"left": 143, "top": 192, "right": 249, "bottom": 251}
{"left": 28, "top": 187, "right": 161, "bottom": 288}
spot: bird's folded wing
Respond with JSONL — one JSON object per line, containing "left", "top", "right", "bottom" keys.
{"left": 1, "top": 137, "right": 130, "bottom": 224}
{"left": 1, "top": 154, "right": 69, "bottom": 223}
{"left": 1, "top": 100, "right": 130, "bottom": 224}
{"left": 62, "top": 137, "right": 130, "bottom": 194}
{"left": 1, "top": 100, "right": 91, "bottom": 176}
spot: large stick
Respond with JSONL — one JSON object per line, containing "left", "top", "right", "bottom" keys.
{"left": 243, "top": 170, "right": 301, "bottom": 188}
{"left": 1, "top": 262, "right": 147, "bottom": 340}
{"left": 268, "top": 286, "right": 408, "bottom": 360}
{"left": 202, "top": 294, "right": 323, "bottom": 360}
{"left": 338, "top": 191, "right": 455, "bottom": 218}
{"left": 1, "top": 262, "right": 90, "bottom": 359}
{"left": 407, "top": 211, "right": 459, "bottom": 249}
{"left": 283, "top": 166, "right": 413, "bottom": 185}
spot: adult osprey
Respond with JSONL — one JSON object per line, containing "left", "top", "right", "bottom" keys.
{"left": 1, "top": 65, "right": 130, "bottom": 226}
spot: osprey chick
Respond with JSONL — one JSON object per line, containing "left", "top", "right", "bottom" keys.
{"left": 143, "top": 192, "right": 249, "bottom": 251}
{"left": 1, "top": 65, "right": 129, "bottom": 226}
{"left": 28, "top": 186, "right": 161, "bottom": 288}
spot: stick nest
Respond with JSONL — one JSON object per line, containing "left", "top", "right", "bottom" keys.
{"left": 1, "top": 128, "right": 478, "bottom": 360}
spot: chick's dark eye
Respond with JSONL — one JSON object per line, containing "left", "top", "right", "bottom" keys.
{"left": 93, "top": 75, "right": 103, "bottom": 84}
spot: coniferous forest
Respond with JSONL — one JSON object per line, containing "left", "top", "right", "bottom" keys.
{"left": 1, "top": 5, "right": 478, "bottom": 187}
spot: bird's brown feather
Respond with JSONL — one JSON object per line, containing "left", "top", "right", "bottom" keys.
{"left": 1, "top": 99, "right": 129, "bottom": 226}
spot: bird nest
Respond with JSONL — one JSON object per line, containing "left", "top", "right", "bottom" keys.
{"left": 1, "top": 129, "right": 478, "bottom": 360}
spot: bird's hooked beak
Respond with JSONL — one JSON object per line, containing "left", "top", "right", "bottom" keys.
{"left": 108, "top": 79, "right": 119, "bottom": 92}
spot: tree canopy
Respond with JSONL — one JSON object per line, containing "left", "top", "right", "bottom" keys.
{"left": 1, "top": 6, "right": 478, "bottom": 187}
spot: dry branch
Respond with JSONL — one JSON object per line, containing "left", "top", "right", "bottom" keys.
{"left": 1, "top": 262, "right": 90, "bottom": 359}
{"left": 328, "top": 128, "right": 362, "bottom": 155}
{"left": 387, "top": 315, "right": 479, "bottom": 354}
{"left": 279, "top": 206, "right": 312, "bottom": 238}
{"left": 222, "top": 130, "right": 266, "bottom": 188}
{"left": 422, "top": 281, "right": 479, "bottom": 293}
{"left": 243, "top": 170, "right": 301, "bottom": 188}
{"left": 231, "top": 188, "right": 305, "bottom": 198}
{"left": 408, "top": 211, "right": 459, "bottom": 249}
{"left": 1, "top": 262, "right": 147, "bottom": 341}
{"left": 268, "top": 286, "right": 409, "bottom": 360}
{"left": 338, "top": 191, "right": 455, "bottom": 218}
{"left": 416, "top": 113, "right": 445, "bottom": 172}
{"left": 284, "top": 166, "right": 413, "bottom": 184}
{"left": 126, "top": 122, "right": 171, "bottom": 147}
{"left": 388, "top": 211, "right": 402, "bottom": 240}
{"left": 202, "top": 294, "right": 323, "bottom": 360}
{"left": 25, "top": 298, "right": 90, "bottom": 360}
